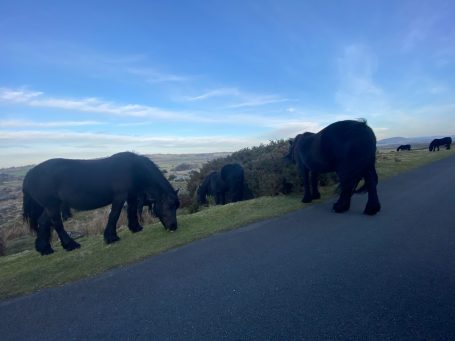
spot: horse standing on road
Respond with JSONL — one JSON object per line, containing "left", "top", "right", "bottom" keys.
{"left": 286, "top": 120, "right": 381, "bottom": 215}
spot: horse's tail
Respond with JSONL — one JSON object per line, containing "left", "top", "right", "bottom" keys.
{"left": 22, "top": 191, "right": 43, "bottom": 233}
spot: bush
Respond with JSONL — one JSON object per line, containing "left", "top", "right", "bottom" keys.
{"left": 172, "top": 163, "right": 196, "bottom": 172}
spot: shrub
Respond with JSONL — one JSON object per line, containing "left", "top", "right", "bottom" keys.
{"left": 172, "top": 163, "right": 196, "bottom": 172}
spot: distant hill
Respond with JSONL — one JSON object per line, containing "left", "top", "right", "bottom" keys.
{"left": 377, "top": 135, "right": 455, "bottom": 146}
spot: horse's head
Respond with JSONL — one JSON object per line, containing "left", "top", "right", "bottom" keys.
{"left": 283, "top": 137, "right": 297, "bottom": 164}
{"left": 284, "top": 133, "right": 313, "bottom": 163}
{"left": 152, "top": 190, "right": 180, "bottom": 231}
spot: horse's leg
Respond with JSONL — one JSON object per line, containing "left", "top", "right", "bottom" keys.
{"left": 363, "top": 167, "right": 381, "bottom": 215}
{"left": 61, "top": 202, "right": 72, "bottom": 221}
{"left": 301, "top": 167, "right": 312, "bottom": 203}
{"left": 48, "top": 206, "right": 81, "bottom": 251}
{"left": 103, "top": 196, "right": 126, "bottom": 244}
{"left": 137, "top": 195, "right": 145, "bottom": 224}
{"left": 333, "top": 170, "right": 356, "bottom": 213}
{"left": 35, "top": 211, "right": 54, "bottom": 255}
{"left": 311, "top": 171, "right": 321, "bottom": 200}
{"left": 127, "top": 195, "right": 143, "bottom": 233}
{"left": 219, "top": 191, "right": 226, "bottom": 205}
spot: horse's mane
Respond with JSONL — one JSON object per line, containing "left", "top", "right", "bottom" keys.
{"left": 134, "top": 154, "right": 176, "bottom": 196}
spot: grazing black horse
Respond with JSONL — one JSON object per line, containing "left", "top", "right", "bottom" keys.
{"left": 396, "top": 144, "right": 411, "bottom": 151}
{"left": 197, "top": 171, "right": 226, "bottom": 205}
{"left": 429, "top": 137, "right": 452, "bottom": 151}
{"left": 285, "top": 120, "right": 381, "bottom": 215}
{"left": 221, "top": 163, "right": 245, "bottom": 203}
{"left": 197, "top": 164, "right": 245, "bottom": 205}
{"left": 23, "top": 152, "right": 180, "bottom": 255}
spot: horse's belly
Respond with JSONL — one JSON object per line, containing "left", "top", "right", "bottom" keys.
{"left": 61, "top": 191, "right": 113, "bottom": 211}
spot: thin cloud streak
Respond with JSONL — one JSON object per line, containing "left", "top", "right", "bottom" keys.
{"left": 183, "top": 87, "right": 289, "bottom": 108}
{"left": 0, "top": 87, "right": 292, "bottom": 127}
{"left": 0, "top": 87, "right": 207, "bottom": 122}
{"left": 0, "top": 119, "right": 103, "bottom": 128}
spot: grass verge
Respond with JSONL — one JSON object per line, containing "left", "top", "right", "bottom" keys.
{"left": 1, "top": 148, "right": 454, "bottom": 300}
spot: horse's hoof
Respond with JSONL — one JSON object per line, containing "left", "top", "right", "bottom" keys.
{"left": 312, "top": 193, "right": 321, "bottom": 200}
{"left": 129, "top": 225, "right": 143, "bottom": 233}
{"left": 333, "top": 202, "right": 349, "bottom": 213}
{"left": 364, "top": 203, "right": 381, "bottom": 216}
{"left": 301, "top": 197, "right": 312, "bottom": 203}
{"left": 104, "top": 235, "right": 120, "bottom": 244}
{"left": 37, "top": 246, "right": 54, "bottom": 256}
{"left": 63, "top": 239, "right": 81, "bottom": 251}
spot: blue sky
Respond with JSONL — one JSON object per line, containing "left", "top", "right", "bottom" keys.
{"left": 1, "top": 0, "right": 455, "bottom": 167}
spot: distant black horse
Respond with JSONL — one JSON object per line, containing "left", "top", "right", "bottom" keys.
{"left": 396, "top": 144, "right": 411, "bottom": 151}
{"left": 23, "top": 152, "right": 180, "bottom": 255}
{"left": 429, "top": 137, "right": 452, "bottom": 151}
{"left": 197, "top": 164, "right": 245, "bottom": 205}
{"left": 285, "top": 120, "right": 380, "bottom": 215}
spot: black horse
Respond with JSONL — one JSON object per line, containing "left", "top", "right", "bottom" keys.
{"left": 429, "top": 137, "right": 452, "bottom": 151}
{"left": 221, "top": 163, "right": 245, "bottom": 203}
{"left": 285, "top": 120, "right": 381, "bottom": 215}
{"left": 197, "top": 164, "right": 245, "bottom": 205}
{"left": 197, "top": 171, "right": 226, "bottom": 205}
{"left": 396, "top": 144, "right": 411, "bottom": 151}
{"left": 23, "top": 152, "right": 180, "bottom": 255}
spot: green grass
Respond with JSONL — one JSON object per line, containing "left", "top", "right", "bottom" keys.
{"left": 1, "top": 148, "right": 454, "bottom": 300}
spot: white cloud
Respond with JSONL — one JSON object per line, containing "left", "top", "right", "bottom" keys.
{"left": 184, "top": 88, "right": 241, "bottom": 101}
{"left": 0, "top": 119, "right": 102, "bottom": 128}
{"left": 0, "top": 88, "right": 204, "bottom": 122}
{"left": 183, "top": 87, "right": 289, "bottom": 108}
{"left": 127, "top": 67, "right": 189, "bottom": 83}
{"left": 0, "top": 88, "right": 43, "bottom": 102}
{"left": 0, "top": 87, "right": 291, "bottom": 127}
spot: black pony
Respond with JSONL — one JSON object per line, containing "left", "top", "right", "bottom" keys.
{"left": 197, "top": 171, "right": 226, "bottom": 205}
{"left": 221, "top": 163, "right": 244, "bottom": 203}
{"left": 197, "top": 164, "right": 245, "bottom": 205}
{"left": 396, "top": 144, "right": 411, "bottom": 151}
{"left": 285, "top": 120, "right": 380, "bottom": 215}
{"left": 429, "top": 137, "right": 452, "bottom": 151}
{"left": 23, "top": 152, "right": 180, "bottom": 255}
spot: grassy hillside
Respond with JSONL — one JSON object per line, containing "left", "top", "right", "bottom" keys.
{"left": 0, "top": 148, "right": 454, "bottom": 300}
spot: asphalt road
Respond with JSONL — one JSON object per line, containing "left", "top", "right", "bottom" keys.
{"left": 1, "top": 155, "right": 455, "bottom": 340}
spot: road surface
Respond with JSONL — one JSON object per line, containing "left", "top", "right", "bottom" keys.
{"left": 1, "top": 155, "right": 455, "bottom": 340}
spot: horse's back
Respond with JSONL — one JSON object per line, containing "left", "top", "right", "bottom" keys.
{"left": 294, "top": 120, "right": 376, "bottom": 172}
{"left": 23, "top": 153, "right": 140, "bottom": 210}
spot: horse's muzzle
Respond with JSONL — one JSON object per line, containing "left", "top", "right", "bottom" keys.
{"left": 168, "top": 222, "right": 178, "bottom": 231}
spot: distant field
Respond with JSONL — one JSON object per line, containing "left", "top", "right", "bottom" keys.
{"left": 0, "top": 148, "right": 454, "bottom": 300}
